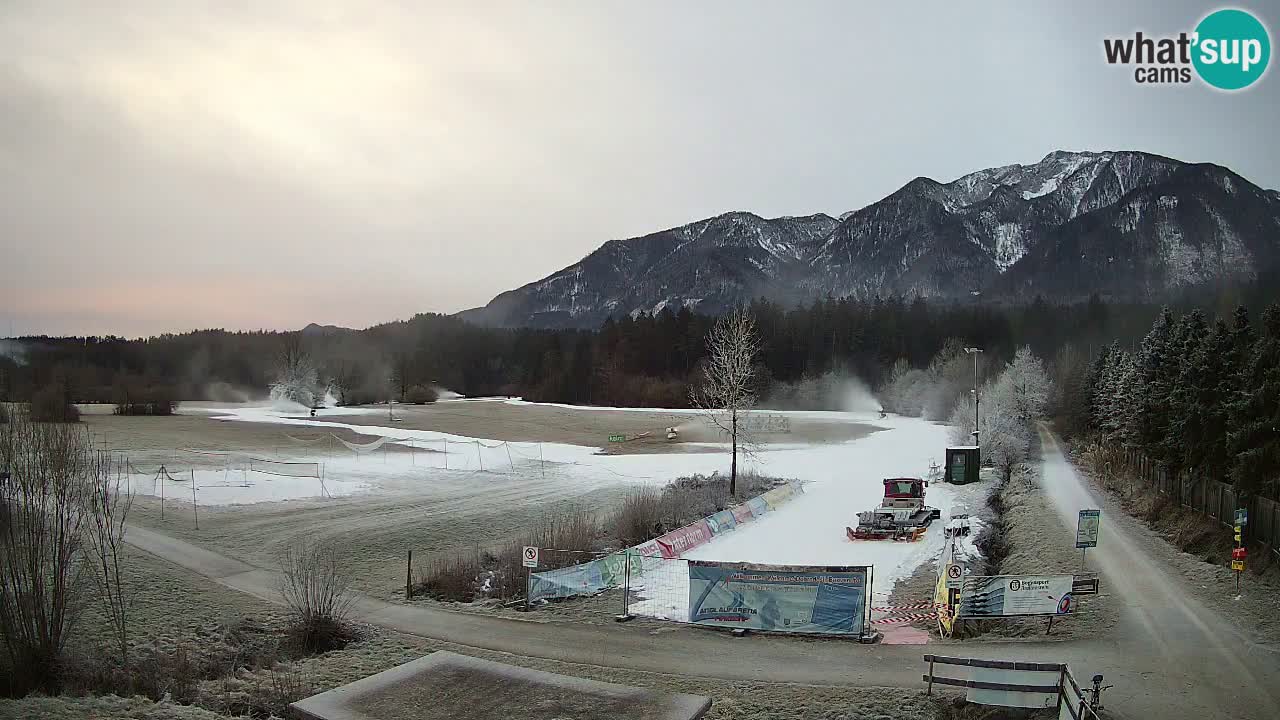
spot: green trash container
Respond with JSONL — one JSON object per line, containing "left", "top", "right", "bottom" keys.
{"left": 945, "top": 446, "right": 981, "bottom": 485}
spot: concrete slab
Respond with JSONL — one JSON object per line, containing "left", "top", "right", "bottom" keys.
{"left": 289, "top": 650, "right": 712, "bottom": 720}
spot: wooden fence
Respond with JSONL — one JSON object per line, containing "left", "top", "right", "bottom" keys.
{"left": 1123, "top": 450, "right": 1280, "bottom": 560}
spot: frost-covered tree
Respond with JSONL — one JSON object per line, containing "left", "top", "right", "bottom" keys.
{"left": 981, "top": 375, "right": 1032, "bottom": 481}
{"left": 1228, "top": 304, "right": 1280, "bottom": 496}
{"left": 691, "top": 307, "right": 761, "bottom": 496}
{"left": 270, "top": 335, "right": 321, "bottom": 408}
{"left": 1005, "top": 345, "right": 1052, "bottom": 429}
{"left": 1132, "top": 307, "right": 1176, "bottom": 458}
{"left": 947, "top": 347, "right": 1050, "bottom": 480}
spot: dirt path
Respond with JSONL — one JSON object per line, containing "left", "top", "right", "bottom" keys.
{"left": 1036, "top": 425, "right": 1280, "bottom": 717}
{"left": 125, "top": 509, "right": 1278, "bottom": 720}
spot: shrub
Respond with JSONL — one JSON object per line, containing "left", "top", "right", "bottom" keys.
{"left": 403, "top": 385, "right": 438, "bottom": 404}
{"left": 613, "top": 487, "right": 663, "bottom": 546}
{"left": 112, "top": 377, "right": 179, "bottom": 416}
{"left": 278, "top": 541, "right": 356, "bottom": 653}
{"left": 416, "top": 507, "right": 602, "bottom": 602}
{"left": 28, "top": 384, "right": 79, "bottom": 423}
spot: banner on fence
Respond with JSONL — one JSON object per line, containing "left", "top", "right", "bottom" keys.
{"left": 707, "top": 509, "right": 737, "bottom": 534}
{"left": 656, "top": 519, "right": 714, "bottom": 558}
{"left": 688, "top": 560, "right": 868, "bottom": 635}
{"left": 528, "top": 560, "right": 606, "bottom": 601}
{"left": 761, "top": 484, "right": 796, "bottom": 510}
{"left": 528, "top": 481, "right": 805, "bottom": 603}
{"left": 959, "top": 575, "right": 1075, "bottom": 618}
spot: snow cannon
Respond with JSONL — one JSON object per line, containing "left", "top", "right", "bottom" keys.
{"left": 846, "top": 478, "right": 941, "bottom": 542}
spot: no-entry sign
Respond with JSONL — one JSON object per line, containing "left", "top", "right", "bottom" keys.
{"left": 522, "top": 546, "right": 539, "bottom": 568}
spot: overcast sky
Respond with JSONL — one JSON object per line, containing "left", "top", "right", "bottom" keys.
{"left": 3, "top": 1, "right": 1277, "bottom": 337}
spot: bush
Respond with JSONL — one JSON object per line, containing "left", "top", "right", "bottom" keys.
{"left": 613, "top": 487, "right": 663, "bottom": 546}
{"left": 416, "top": 507, "right": 601, "bottom": 602}
{"left": 403, "top": 385, "right": 438, "bottom": 404}
{"left": 28, "top": 384, "right": 79, "bottom": 423}
{"left": 112, "top": 375, "right": 179, "bottom": 416}
{"left": 278, "top": 541, "right": 356, "bottom": 653}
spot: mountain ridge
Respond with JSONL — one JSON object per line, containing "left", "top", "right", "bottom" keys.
{"left": 459, "top": 150, "right": 1280, "bottom": 328}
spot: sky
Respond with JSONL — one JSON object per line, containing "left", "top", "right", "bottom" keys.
{"left": 2, "top": 1, "right": 1278, "bottom": 337}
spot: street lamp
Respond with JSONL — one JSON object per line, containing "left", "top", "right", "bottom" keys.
{"left": 963, "top": 347, "right": 982, "bottom": 446}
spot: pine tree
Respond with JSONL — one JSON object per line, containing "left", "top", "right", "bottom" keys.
{"left": 1228, "top": 304, "right": 1280, "bottom": 497}
{"left": 1133, "top": 307, "right": 1176, "bottom": 462}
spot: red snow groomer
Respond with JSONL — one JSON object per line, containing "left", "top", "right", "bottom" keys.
{"left": 846, "top": 478, "right": 941, "bottom": 542}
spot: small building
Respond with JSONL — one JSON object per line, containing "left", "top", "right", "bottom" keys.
{"left": 945, "top": 446, "right": 981, "bottom": 485}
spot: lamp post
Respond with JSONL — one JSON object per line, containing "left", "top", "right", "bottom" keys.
{"left": 963, "top": 347, "right": 983, "bottom": 446}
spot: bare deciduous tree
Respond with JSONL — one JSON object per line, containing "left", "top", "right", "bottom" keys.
{"left": 0, "top": 413, "right": 92, "bottom": 692}
{"left": 270, "top": 335, "right": 320, "bottom": 407}
{"left": 87, "top": 457, "right": 134, "bottom": 665}
{"left": 690, "top": 308, "right": 761, "bottom": 496}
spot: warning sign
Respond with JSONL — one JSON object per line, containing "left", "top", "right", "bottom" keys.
{"left": 522, "top": 546, "right": 539, "bottom": 568}
{"left": 945, "top": 563, "right": 963, "bottom": 588}
{"left": 1232, "top": 560, "right": 1245, "bottom": 571}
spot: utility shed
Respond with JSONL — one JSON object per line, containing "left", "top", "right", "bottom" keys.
{"left": 289, "top": 651, "right": 712, "bottom": 720}
{"left": 945, "top": 446, "right": 981, "bottom": 485}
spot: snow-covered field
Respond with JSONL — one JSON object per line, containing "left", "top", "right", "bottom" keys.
{"left": 122, "top": 401, "right": 987, "bottom": 601}
{"left": 625, "top": 415, "right": 995, "bottom": 621}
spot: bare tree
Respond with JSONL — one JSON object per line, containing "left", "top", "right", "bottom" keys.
{"left": 0, "top": 412, "right": 93, "bottom": 693}
{"left": 691, "top": 308, "right": 761, "bottom": 496}
{"left": 270, "top": 335, "right": 320, "bottom": 407}
{"left": 86, "top": 455, "right": 134, "bottom": 665}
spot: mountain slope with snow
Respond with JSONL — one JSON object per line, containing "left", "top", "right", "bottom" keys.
{"left": 461, "top": 151, "right": 1280, "bottom": 327}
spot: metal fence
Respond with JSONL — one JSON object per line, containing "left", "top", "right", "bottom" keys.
{"left": 923, "top": 655, "right": 1104, "bottom": 720}
{"left": 1123, "top": 450, "right": 1280, "bottom": 559}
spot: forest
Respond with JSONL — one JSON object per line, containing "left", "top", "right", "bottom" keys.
{"left": 0, "top": 295, "right": 1144, "bottom": 409}
{"left": 3, "top": 289, "right": 1277, "bottom": 497}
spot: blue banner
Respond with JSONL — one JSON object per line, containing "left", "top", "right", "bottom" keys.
{"left": 688, "top": 561, "right": 868, "bottom": 635}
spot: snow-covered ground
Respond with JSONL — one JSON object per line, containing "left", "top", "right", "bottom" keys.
{"left": 625, "top": 414, "right": 996, "bottom": 621}
{"left": 130, "top": 401, "right": 987, "bottom": 600}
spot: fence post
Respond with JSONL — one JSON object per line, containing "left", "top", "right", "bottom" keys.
{"left": 406, "top": 550, "right": 413, "bottom": 600}
{"left": 616, "top": 550, "right": 635, "bottom": 622}
{"left": 927, "top": 656, "right": 935, "bottom": 695}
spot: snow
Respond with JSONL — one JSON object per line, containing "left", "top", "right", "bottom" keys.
{"left": 154, "top": 403, "right": 988, "bottom": 610}
{"left": 627, "top": 415, "right": 994, "bottom": 621}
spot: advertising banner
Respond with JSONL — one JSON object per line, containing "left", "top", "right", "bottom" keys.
{"left": 959, "top": 575, "right": 1075, "bottom": 618}
{"left": 632, "top": 540, "right": 663, "bottom": 558}
{"left": 730, "top": 503, "right": 754, "bottom": 524}
{"left": 688, "top": 561, "right": 868, "bottom": 635}
{"left": 528, "top": 560, "right": 605, "bottom": 602}
{"left": 655, "top": 519, "right": 714, "bottom": 558}
{"left": 746, "top": 496, "right": 769, "bottom": 517}
{"left": 707, "top": 509, "right": 737, "bottom": 534}
{"left": 761, "top": 484, "right": 795, "bottom": 510}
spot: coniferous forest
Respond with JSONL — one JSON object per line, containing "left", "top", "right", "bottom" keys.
{"left": 3, "top": 290, "right": 1278, "bottom": 498}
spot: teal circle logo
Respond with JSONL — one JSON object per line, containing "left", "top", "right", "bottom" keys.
{"left": 1192, "top": 9, "right": 1271, "bottom": 90}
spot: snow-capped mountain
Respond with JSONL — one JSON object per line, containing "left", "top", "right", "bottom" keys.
{"left": 460, "top": 151, "right": 1280, "bottom": 327}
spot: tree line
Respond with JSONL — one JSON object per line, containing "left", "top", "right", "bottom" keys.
{"left": 2, "top": 295, "right": 1161, "bottom": 412}
{"left": 1057, "top": 302, "right": 1280, "bottom": 500}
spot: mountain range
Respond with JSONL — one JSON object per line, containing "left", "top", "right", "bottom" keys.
{"left": 459, "top": 150, "right": 1280, "bottom": 328}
